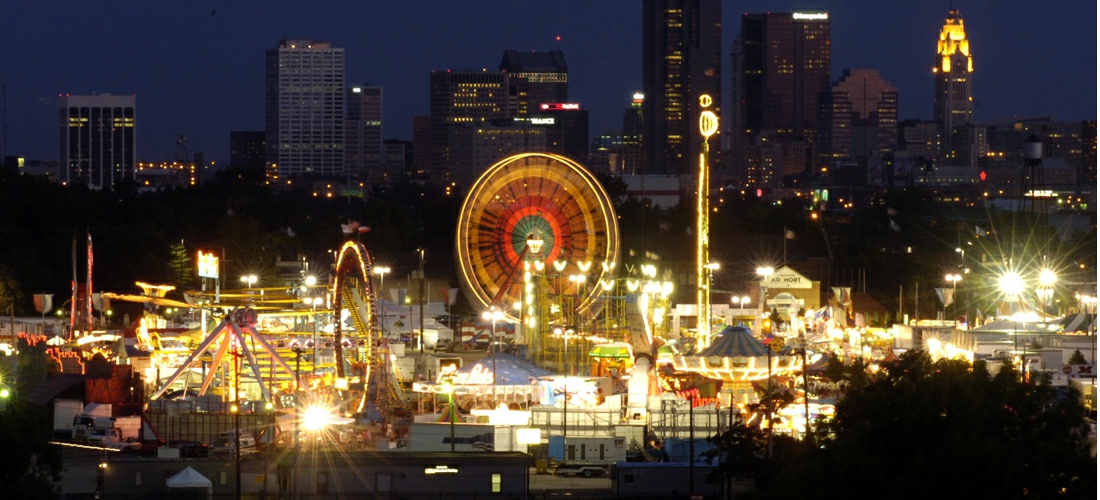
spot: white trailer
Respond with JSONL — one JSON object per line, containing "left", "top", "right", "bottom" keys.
{"left": 53, "top": 399, "right": 83, "bottom": 439}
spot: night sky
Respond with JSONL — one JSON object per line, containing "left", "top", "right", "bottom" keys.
{"left": 1, "top": 1, "right": 1095, "bottom": 164}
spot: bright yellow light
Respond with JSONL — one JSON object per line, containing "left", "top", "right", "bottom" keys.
{"left": 1038, "top": 269, "right": 1057, "bottom": 287}
{"left": 998, "top": 271, "right": 1025, "bottom": 297}
{"left": 301, "top": 404, "right": 337, "bottom": 432}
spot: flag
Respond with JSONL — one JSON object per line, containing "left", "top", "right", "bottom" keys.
{"left": 935, "top": 288, "right": 955, "bottom": 307}
{"left": 832, "top": 287, "right": 851, "bottom": 307}
{"left": 342, "top": 219, "right": 363, "bottom": 235}
{"left": 784, "top": 228, "right": 796, "bottom": 239}
{"left": 286, "top": 227, "right": 296, "bottom": 238}
{"left": 889, "top": 219, "right": 901, "bottom": 232}
{"left": 887, "top": 207, "right": 897, "bottom": 216}
{"left": 440, "top": 287, "right": 459, "bottom": 306}
{"left": 34, "top": 294, "right": 53, "bottom": 315}
{"left": 975, "top": 226, "right": 987, "bottom": 237}
{"left": 358, "top": 225, "right": 371, "bottom": 234}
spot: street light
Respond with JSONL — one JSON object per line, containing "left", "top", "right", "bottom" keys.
{"left": 1037, "top": 269, "right": 1057, "bottom": 314}
{"left": 240, "top": 275, "right": 258, "bottom": 289}
{"left": 999, "top": 270, "right": 1026, "bottom": 378}
{"left": 442, "top": 379, "right": 456, "bottom": 451}
{"left": 704, "top": 262, "right": 720, "bottom": 347}
{"left": 374, "top": 266, "right": 391, "bottom": 337}
{"left": 945, "top": 273, "right": 962, "bottom": 327}
{"left": 305, "top": 297, "right": 323, "bottom": 375}
{"left": 756, "top": 267, "right": 775, "bottom": 332}
{"left": 482, "top": 307, "right": 504, "bottom": 402}
{"left": 568, "top": 273, "right": 587, "bottom": 375}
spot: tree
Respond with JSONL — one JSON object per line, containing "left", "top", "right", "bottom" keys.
{"left": 167, "top": 239, "right": 193, "bottom": 291}
{"left": 0, "top": 401, "right": 63, "bottom": 498}
{"left": 0, "top": 264, "right": 24, "bottom": 315}
{"left": 758, "top": 352, "right": 1096, "bottom": 499}
{"left": 1068, "top": 349, "right": 1087, "bottom": 365}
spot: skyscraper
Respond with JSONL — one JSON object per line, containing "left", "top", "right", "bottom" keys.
{"left": 60, "top": 94, "right": 136, "bottom": 190}
{"left": 642, "top": 0, "right": 722, "bottom": 177}
{"left": 821, "top": 69, "right": 898, "bottom": 163}
{"left": 428, "top": 70, "right": 508, "bottom": 183}
{"left": 933, "top": 9, "right": 974, "bottom": 161}
{"left": 738, "top": 11, "right": 831, "bottom": 142}
{"left": 733, "top": 11, "right": 830, "bottom": 185}
{"left": 499, "top": 50, "right": 569, "bottom": 116}
{"left": 346, "top": 84, "right": 384, "bottom": 183}
{"left": 265, "top": 39, "right": 345, "bottom": 180}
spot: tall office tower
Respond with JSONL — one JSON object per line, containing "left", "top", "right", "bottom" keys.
{"left": 428, "top": 70, "right": 508, "bottom": 183}
{"left": 642, "top": 0, "right": 722, "bottom": 177}
{"left": 820, "top": 69, "right": 898, "bottom": 163}
{"left": 229, "top": 131, "right": 266, "bottom": 174}
{"left": 411, "top": 115, "right": 431, "bottom": 179}
{"left": 60, "top": 94, "right": 136, "bottom": 190}
{"left": 265, "top": 39, "right": 345, "bottom": 180}
{"left": 346, "top": 84, "right": 384, "bottom": 183}
{"left": 933, "top": 9, "right": 974, "bottom": 162}
{"left": 500, "top": 50, "right": 569, "bottom": 116}
{"left": 739, "top": 11, "right": 831, "bottom": 144}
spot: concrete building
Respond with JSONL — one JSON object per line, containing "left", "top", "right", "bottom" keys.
{"left": 499, "top": 49, "right": 569, "bottom": 116}
{"left": 97, "top": 451, "right": 533, "bottom": 498}
{"left": 229, "top": 130, "right": 265, "bottom": 176}
{"left": 428, "top": 70, "right": 509, "bottom": 183}
{"left": 346, "top": 84, "right": 384, "bottom": 183}
{"left": 265, "top": 39, "right": 345, "bottom": 180}
{"left": 820, "top": 69, "right": 898, "bottom": 166}
{"left": 734, "top": 11, "right": 831, "bottom": 183}
{"left": 642, "top": 0, "right": 722, "bottom": 178}
{"left": 60, "top": 94, "right": 136, "bottom": 190}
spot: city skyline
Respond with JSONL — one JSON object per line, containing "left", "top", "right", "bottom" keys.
{"left": 0, "top": 1, "right": 1095, "bottom": 165}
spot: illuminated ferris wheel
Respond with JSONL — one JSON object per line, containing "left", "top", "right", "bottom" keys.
{"left": 455, "top": 152, "right": 619, "bottom": 321}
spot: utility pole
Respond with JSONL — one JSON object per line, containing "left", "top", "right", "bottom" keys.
{"left": 417, "top": 249, "right": 425, "bottom": 353}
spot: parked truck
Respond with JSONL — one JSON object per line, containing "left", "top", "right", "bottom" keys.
{"left": 53, "top": 399, "right": 84, "bottom": 440}
{"left": 72, "top": 403, "right": 113, "bottom": 442}
{"left": 85, "top": 415, "right": 142, "bottom": 451}
{"left": 548, "top": 435, "right": 626, "bottom": 477}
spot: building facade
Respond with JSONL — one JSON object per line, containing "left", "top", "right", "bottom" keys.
{"left": 428, "top": 70, "right": 509, "bottom": 183}
{"left": 735, "top": 11, "right": 831, "bottom": 184}
{"left": 346, "top": 84, "right": 384, "bottom": 183}
{"left": 60, "top": 94, "right": 136, "bottom": 189}
{"left": 229, "top": 130, "right": 266, "bottom": 175}
{"left": 820, "top": 69, "right": 898, "bottom": 165}
{"left": 933, "top": 9, "right": 974, "bottom": 162}
{"left": 642, "top": 0, "right": 722, "bottom": 177}
{"left": 499, "top": 50, "right": 569, "bottom": 116}
{"left": 265, "top": 39, "right": 345, "bottom": 180}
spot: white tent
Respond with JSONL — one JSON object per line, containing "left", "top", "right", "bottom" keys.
{"left": 166, "top": 466, "right": 212, "bottom": 498}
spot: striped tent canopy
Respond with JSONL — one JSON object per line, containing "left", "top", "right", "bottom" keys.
{"left": 1059, "top": 312, "right": 1096, "bottom": 334}
{"left": 697, "top": 325, "right": 768, "bottom": 358}
{"left": 670, "top": 325, "right": 801, "bottom": 381}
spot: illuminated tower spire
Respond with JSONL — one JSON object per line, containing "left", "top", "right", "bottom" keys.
{"left": 933, "top": 9, "right": 974, "bottom": 160}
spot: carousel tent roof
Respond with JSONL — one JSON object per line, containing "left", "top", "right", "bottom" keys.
{"left": 453, "top": 353, "right": 553, "bottom": 385}
{"left": 697, "top": 325, "right": 768, "bottom": 358}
